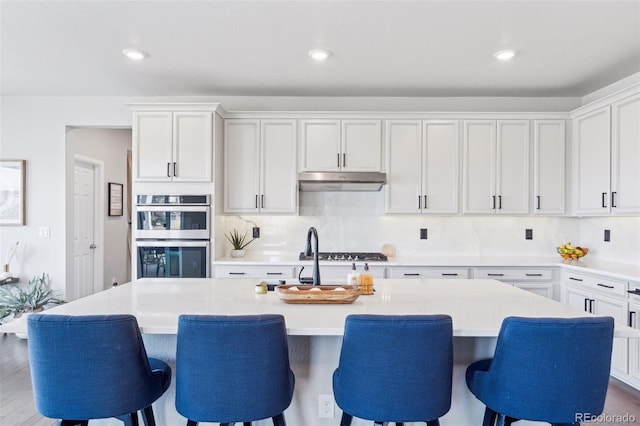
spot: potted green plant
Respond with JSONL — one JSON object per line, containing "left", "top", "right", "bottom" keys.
{"left": 225, "top": 229, "right": 255, "bottom": 258}
{"left": 0, "top": 273, "right": 64, "bottom": 322}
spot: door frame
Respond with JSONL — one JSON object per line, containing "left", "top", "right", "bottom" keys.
{"left": 72, "top": 155, "right": 105, "bottom": 297}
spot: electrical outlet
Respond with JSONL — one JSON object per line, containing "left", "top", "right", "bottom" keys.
{"left": 38, "top": 226, "right": 51, "bottom": 238}
{"left": 253, "top": 227, "right": 260, "bottom": 238}
{"left": 318, "top": 394, "right": 334, "bottom": 418}
{"left": 420, "top": 228, "right": 428, "bottom": 240}
{"left": 525, "top": 229, "right": 533, "bottom": 240}
{"left": 604, "top": 229, "right": 611, "bottom": 242}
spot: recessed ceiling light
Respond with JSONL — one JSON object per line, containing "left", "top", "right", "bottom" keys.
{"left": 122, "top": 48, "right": 148, "bottom": 61}
{"left": 493, "top": 49, "right": 517, "bottom": 61}
{"left": 308, "top": 49, "right": 331, "bottom": 61}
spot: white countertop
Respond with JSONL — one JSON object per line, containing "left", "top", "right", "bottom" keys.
{"left": 214, "top": 255, "right": 640, "bottom": 281}
{"left": 3, "top": 278, "right": 638, "bottom": 338}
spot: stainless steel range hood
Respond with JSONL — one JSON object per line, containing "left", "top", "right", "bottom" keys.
{"left": 298, "top": 172, "right": 387, "bottom": 192}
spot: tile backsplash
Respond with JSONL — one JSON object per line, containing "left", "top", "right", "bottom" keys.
{"left": 218, "top": 192, "right": 640, "bottom": 265}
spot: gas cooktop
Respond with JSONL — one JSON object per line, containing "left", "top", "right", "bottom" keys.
{"left": 298, "top": 252, "right": 388, "bottom": 262}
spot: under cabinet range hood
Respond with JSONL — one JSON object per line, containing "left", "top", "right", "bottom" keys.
{"left": 298, "top": 172, "right": 387, "bottom": 192}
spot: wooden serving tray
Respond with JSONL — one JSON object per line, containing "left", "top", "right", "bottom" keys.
{"left": 275, "top": 285, "right": 361, "bottom": 304}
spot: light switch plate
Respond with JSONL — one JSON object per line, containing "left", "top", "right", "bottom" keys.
{"left": 38, "top": 226, "right": 51, "bottom": 238}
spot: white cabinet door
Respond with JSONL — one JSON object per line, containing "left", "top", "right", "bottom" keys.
{"left": 629, "top": 300, "right": 640, "bottom": 384}
{"left": 611, "top": 93, "right": 640, "bottom": 214}
{"left": 172, "top": 112, "right": 213, "bottom": 182}
{"left": 533, "top": 120, "right": 565, "bottom": 215}
{"left": 593, "top": 293, "right": 629, "bottom": 376}
{"left": 341, "top": 120, "right": 382, "bottom": 172}
{"left": 496, "top": 120, "right": 529, "bottom": 214}
{"left": 224, "top": 120, "right": 260, "bottom": 213}
{"left": 463, "top": 120, "right": 496, "bottom": 213}
{"left": 574, "top": 106, "right": 611, "bottom": 214}
{"left": 423, "top": 120, "right": 459, "bottom": 214}
{"left": 299, "top": 120, "right": 341, "bottom": 171}
{"left": 134, "top": 112, "right": 173, "bottom": 182}
{"left": 260, "top": 120, "right": 297, "bottom": 214}
{"left": 385, "top": 120, "right": 423, "bottom": 213}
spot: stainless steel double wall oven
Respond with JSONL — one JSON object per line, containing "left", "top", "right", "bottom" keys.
{"left": 135, "top": 195, "right": 210, "bottom": 278}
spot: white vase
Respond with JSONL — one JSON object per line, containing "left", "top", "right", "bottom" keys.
{"left": 231, "top": 249, "right": 245, "bottom": 258}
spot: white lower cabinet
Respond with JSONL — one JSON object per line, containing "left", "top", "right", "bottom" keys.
{"left": 627, "top": 285, "right": 640, "bottom": 387}
{"left": 562, "top": 270, "right": 629, "bottom": 377}
{"left": 389, "top": 267, "right": 469, "bottom": 279}
{"left": 473, "top": 267, "right": 554, "bottom": 299}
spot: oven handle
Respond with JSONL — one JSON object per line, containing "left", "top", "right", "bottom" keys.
{"left": 136, "top": 205, "right": 210, "bottom": 212}
{"left": 135, "top": 240, "right": 210, "bottom": 248}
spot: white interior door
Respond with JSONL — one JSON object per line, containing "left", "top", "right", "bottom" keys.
{"left": 73, "top": 162, "right": 95, "bottom": 300}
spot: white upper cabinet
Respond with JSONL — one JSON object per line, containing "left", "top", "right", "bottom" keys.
{"left": 134, "top": 111, "right": 213, "bottom": 182}
{"left": 575, "top": 93, "right": 640, "bottom": 215}
{"left": 574, "top": 106, "right": 612, "bottom": 215}
{"left": 300, "top": 119, "right": 382, "bottom": 172}
{"left": 611, "top": 93, "right": 640, "bottom": 214}
{"left": 463, "top": 120, "right": 529, "bottom": 214}
{"left": 385, "top": 120, "right": 459, "bottom": 214}
{"left": 533, "top": 120, "right": 565, "bottom": 215}
{"left": 224, "top": 119, "right": 297, "bottom": 214}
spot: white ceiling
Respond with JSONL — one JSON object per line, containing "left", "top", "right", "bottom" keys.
{"left": 1, "top": 0, "right": 639, "bottom": 98}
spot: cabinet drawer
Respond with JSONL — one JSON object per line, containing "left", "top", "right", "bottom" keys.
{"left": 215, "top": 266, "right": 295, "bottom": 279}
{"left": 473, "top": 268, "right": 552, "bottom": 281}
{"left": 564, "top": 271, "right": 627, "bottom": 297}
{"left": 389, "top": 267, "right": 470, "bottom": 279}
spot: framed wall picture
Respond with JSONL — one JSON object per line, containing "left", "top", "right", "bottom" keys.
{"left": 108, "top": 182, "right": 124, "bottom": 216}
{"left": 0, "top": 160, "right": 26, "bottom": 225}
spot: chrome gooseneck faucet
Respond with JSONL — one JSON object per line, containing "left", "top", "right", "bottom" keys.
{"left": 304, "top": 226, "right": 321, "bottom": 285}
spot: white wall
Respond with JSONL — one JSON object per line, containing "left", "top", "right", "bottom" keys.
{"left": 66, "top": 127, "right": 131, "bottom": 290}
{"left": 0, "top": 96, "right": 132, "bottom": 294}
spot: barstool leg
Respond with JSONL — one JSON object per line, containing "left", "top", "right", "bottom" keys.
{"left": 340, "top": 412, "right": 353, "bottom": 426}
{"left": 186, "top": 420, "right": 198, "bottom": 426}
{"left": 482, "top": 407, "right": 497, "bottom": 426}
{"left": 141, "top": 406, "right": 156, "bottom": 426}
{"left": 116, "top": 413, "right": 139, "bottom": 426}
{"left": 272, "top": 413, "right": 286, "bottom": 426}
{"left": 426, "top": 421, "right": 440, "bottom": 426}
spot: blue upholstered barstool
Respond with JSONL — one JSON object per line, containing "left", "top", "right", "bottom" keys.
{"left": 175, "top": 314, "right": 295, "bottom": 426}
{"left": 27, "top": 314, "right": 172, "bottom": 426}
{"left": 466, "top": 316, "right": 615, "bottom": 426}
{"left": 333, "top": 314, "right": 453, "bottom": 426}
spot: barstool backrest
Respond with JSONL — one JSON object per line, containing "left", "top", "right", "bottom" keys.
{"left": 176, "top": 314, "right": 295, "bottom": 423}
{"left": 333, "top": 314, "right": 453, "bottom": 422}
{"left": 27, "top": 314, "right": 166, "bottom": 420}
{"left": 476, "top": 316, "right": 614, "bottom": 422}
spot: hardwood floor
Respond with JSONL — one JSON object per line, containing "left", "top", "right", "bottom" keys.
{"left": 1, "top": 332, "right": 640, "bottom": 426}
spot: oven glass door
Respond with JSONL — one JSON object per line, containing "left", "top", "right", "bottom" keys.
{"left": 136, "top": 206, "right": 210, "bottom": 239}
{"left": 137, "top": 241, "right": 210, "bottom": 279}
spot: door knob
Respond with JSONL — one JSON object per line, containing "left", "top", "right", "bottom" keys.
{"left": 89, "top": 243, "right": 96, "bottom": 249}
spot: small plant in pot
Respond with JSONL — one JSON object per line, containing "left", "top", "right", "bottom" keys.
{"left": 0, "top": 273, "right": 64, "bottom": 322}
{"left": 225, "top": 229, "right": 255, "bottom": 258}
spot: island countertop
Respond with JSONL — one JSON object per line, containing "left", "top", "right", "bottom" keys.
{"left": 3, "top": 278, "right": 637, "bottom": 337}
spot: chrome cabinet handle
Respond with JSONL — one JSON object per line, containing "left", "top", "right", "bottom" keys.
{"left": 173, "top": 162, "right": 177, "bottom": 177}
{"left": 423, "top": 195, "right": 427, "bottom": 209}
{"left": 343, "top": 153, "right": 346, "bottom": 167}
{"left": 488, "top": 273, "right": 504, "bottom": 277}
{"left": 167, "top": 163, "right": 171, "bottom": 177}
{"left": 611, "top": 192, "right": 617, "bottom": 208}
{"left": 569, "top": 277, "right": 583, "bottom": 282}
{"left": 337, "top": 153, "right": 340, "bottom": 167}
{"left": 404, "top": 273, "right": 420, "bottom": 276}
{"left": 602, "top": 192, "right": 607, "bottom": 208}
{"left": 441, "top": 273, "right": 458, "bottom": 276}
{"left": 418, "top": 195, "right": 421, "bottom": 209}
{"left": 536, "top": 195, "right": 541, "bottom": 210}
{"left": 229, "top": 272, "right": 245, "bottom": 275}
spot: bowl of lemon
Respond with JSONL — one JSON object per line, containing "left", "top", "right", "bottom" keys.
{"left": 557, "top": 243, "right": 588, "bottom": 259}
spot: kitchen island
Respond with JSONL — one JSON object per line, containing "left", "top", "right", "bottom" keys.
{"left": 2, "top": 278, "right": 637, "bottom": 426}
